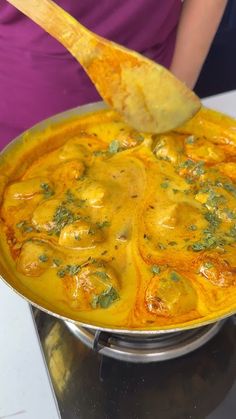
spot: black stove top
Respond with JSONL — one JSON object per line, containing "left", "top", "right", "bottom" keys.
{"left": 35, "top": 310, "right": 236, "bottom": 419}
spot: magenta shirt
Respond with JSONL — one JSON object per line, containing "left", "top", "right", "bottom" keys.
{"left": 0, "top": 0, "right": 182, "bottom": 148}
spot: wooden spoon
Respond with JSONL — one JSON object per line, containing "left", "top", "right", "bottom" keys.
{"left": 7, "top": 0, "right": 201, "bottom": 133}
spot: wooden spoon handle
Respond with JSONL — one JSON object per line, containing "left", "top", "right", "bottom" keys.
{"left": 6, "top": 0, "right": 93, "bottom": 64}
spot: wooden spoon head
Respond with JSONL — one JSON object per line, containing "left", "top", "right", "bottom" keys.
{"left": 6, "top": 0, "right": 200, "bottom": 134}
{"left": 83, "top": 41, "right": 201, "bottom": 133}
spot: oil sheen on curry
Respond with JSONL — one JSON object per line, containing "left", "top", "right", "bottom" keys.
{"left": 0, "top": 107, "right": 236, "bottom": 330}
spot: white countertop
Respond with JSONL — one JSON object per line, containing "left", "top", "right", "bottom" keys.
{"left": 0, "top": 90, "right": 236, "bottom": 419}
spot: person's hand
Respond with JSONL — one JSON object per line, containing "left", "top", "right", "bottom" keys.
{"left": 170, "top": 0, "right": 228, "bottom": 90}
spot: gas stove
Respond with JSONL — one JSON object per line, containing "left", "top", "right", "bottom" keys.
{"left": 64, "top": 320, "right": 224, "bottom": 363}
{"left": 34, "top": 310, "right": 236, "bottom": 419}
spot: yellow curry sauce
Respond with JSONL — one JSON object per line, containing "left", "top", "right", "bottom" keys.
{"left": 0, "top": 107, "right": 236, "bottom": 330}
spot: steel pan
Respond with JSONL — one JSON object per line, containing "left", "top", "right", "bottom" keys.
{"left": 0, "top": 102, "right": 235, "bottom": 334}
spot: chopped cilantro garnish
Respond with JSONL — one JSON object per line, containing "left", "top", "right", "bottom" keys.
{"left": 160, "top": 181, "right": 169, "bottom": 189}
{"left": 203, "top": 262, "right": 214, "bottom": 269}
{"left": 40, "top": 183, "right": 54, "bottom": 199}
{"left": 223, "top": 208, "right": 235, "bottom": 220}
{"left": 185, "top": 135, "right": 196, "bottom": 144}
{"left": 108, "top": 140, "right": 120, "bottom": 154}
{"left": 16, "top": 221, "right": 26, "bottom": 229}
{"left": 206, "top": 190, "right": 226, "bottom": 208}
{"left": 53, "top": 258, "right": 62, "bottom": 267}
{"left": 38, "top": 254, "right": 48, "bottom": 263}
{"left": 65, "top": 189, "right": 75, "bottom": 203}
{"left": 64, "top": 190, "right": 86, "bottom": 208}
{"left": 188, "top": 224, "right": 197, "bottom": 231}
{"left": 191, "top": 242, "right": 206, "bottom": 252}
{"left": 133, "top": 133, "right": 144, "bottom": 143}
{"left": 16, "top": 220, "right": 34, "bottom": 233}
{"left": 52, "top": 205, "right": 79, "bottom": 236}
{"left": 170, "top": 271, "right": 181, "bottom": 281}
{"left": 88, "top": 257, "right": 98, "bottom": 265}
{"left": 179, "top": 160, "right": 205, "bottom": 182}
{"left": 185, "top": 176, "right": 194, "bottom": 184}
{"left": 222, "top": 183, "right": 236, "bottom": 197}
{"left": 157, "top": 243, "right": 166, "bottom": 250}
{"left": 157, "top": 155, "right": 171, "bottom": 162}
{"left": 57, "top": 268, "right": 66, "bottom": 278}
{"left": 93, "top": 150, "right": 107, "bottom": 157}
{"left": 101, "top": 250, "right": 108, "bottom": 256}
{"left": 192, "top": 161, "right": 205, "bottom": 176}
{"left": 57, "top": 264, "right": 81, "bottom": 278}
{"left": 91, "top": 286, "right": 119, "bottom": 309}
{"left": 204, "top": 232, "right": 225, "bottom": 248}
{"left": 199, "top": 183, "right": 212, "bottom": 193}
{"left": 92, "top": 271, "right": 109, "bottom": 281}
{"left": 96, "top": 221, "right": 110, "bottom": 229}
{"left": 76, "top": 199, "right": 86, "bottom": 208}
{"left": 191, "top": 232, "right": 226, "bottom": 252}
{"left": 188, "top": 204, "right": 225, "bottom": 252}
{"left": 204, "top": 212, "right": 220, "bottom": 230}
{"left": 67, "top": 264, "right": 81, "bottom": 275}
{"left": 151, "top": 265, "right": 161, "bottom": 275}
{"left": 179, "top": 159, "right": 194, "bottom": 169}
{"left": 228, "top": 225, "right": 236, "bottom": 238}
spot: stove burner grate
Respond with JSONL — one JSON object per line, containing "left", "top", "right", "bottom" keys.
{"left": 65, "top": 320, "right": 225, "bottom": 363}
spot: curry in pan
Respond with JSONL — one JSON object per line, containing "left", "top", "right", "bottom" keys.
{"left": 0, "top": 107, "right": 236, "bottom": 330}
